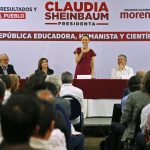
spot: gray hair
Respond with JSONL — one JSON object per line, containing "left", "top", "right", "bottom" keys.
{"left": 141, "top": 70, "right": 150, "bottom": 93}
{"left": 136, "top": 70, "right": 145, "bottom": 80}
{"left": 61, "top": 71, "right": 73, "bottom": 84}
{"left": 0, "top": 54, "right": 8, "bottom": 61}
{"left": 118, "top": 54, "right": 127, "bottom": 62}
{"left": 45, "top": 75, "right": 62, "bottom": 92}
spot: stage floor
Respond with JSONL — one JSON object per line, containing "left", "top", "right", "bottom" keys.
{"left": 84, "top": 117, "right": 111, "bottom": 126}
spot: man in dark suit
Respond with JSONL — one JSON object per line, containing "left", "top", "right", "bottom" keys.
{"left": 0, "top": 54, "right": 16, "bottom": 75}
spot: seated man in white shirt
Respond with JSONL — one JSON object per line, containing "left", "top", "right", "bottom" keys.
{"left": 30, "top": 100, "right": 67, "bottom": 150}
{"left": 60, "top": 71, "right": 85, "bottom": 118}
{"left": 111, "top": 54, "right": 134, "bottom": 79}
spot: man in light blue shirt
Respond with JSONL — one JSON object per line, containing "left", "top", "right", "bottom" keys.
{"left": 121, "top": 75, "right": 141, "bottom": 112}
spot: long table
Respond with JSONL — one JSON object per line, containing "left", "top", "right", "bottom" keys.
{"left": 73, "top": 79, "right": 128, "bottom": 117}
{"left": 73, "top": 79, "right": 128, "bottom": 99}
{"left": 20, "top": 79, "right": 128, "bottom": 117}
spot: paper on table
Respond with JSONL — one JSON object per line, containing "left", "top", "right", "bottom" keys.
{"left": 71, "top": 124, "right": 81, "bottom": 135}
{"left": 77, "top": 75, "right": 91, "bottom": 79}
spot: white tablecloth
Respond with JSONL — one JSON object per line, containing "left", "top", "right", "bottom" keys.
{"left": 83, "top": 99, "right": 121, "bottom": 117}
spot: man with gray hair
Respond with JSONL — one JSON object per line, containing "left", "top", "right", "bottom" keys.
{"left": 111, "top": 54, "right": 134, "bottom": 79}
{"left": 60, "top": 71, "right": 85, "bottom": 118}
{"left": 45, "top": 74, "right": 71, "bottom": 117}
{"left": 0, "top": 54, "right": 16, "bottom": 75}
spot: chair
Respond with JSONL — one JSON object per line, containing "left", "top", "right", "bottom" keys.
{"left": 104, "top": 104, "right": 124, "bottom": 150}
{"left": 111, "top": 104, "right": 122, "bottom": 123}
{"left": 61, "top": 95, "right": 83, "bottom": 132}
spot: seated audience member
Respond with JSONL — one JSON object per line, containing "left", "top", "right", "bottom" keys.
{"left": 0, "top": 54, "right": 16, "bottom": 75}
{"left": 136, "top": 70, "right": 145, "bottom": 80}
{"left": 37, "top": 87, "right": 71, "bottom": 150}
{"left": 121, "top": 75, "right": 141, "bottom": 112}
{"left": 0, "top": 75, "right": 12, "bottom": 104}
{"left": 9, "top": 74, "right": 20, "bottom": 93}
{"left": 134, "top": 111, "right": 150, "bottom": 150}
{"left": 34, "top": 71, "right": 47, "bottom": 80}
{"left": 0, "top": 80, "right": 5, "bottom": 143}
{"left": 35, "top": 58, "right": 54, "bottom": 76}
{"left": 0, "top": 80, "right": 5, "bottom": 104}
{"left": 0, "top": 92, "right": 40, "bottom": 150}
{"left": 142, "top": 112, "right": 150, "bottom": 145}
{"left": 134, "top": 133, "right": 150, "bottom": 150}
{"left": 30, "top": 100, "right": 67, "bottom": 150}
{"left": 45, "top": 75, "right": 71, "bottom": 117}
{"left": 24, "top": 74, "right": 70, "bottom": 149}
{"left": 37, "top": 84, "right": 84, "bottom": 150}
{"left": 111, "top": 54, "right": 134, "bottom": 79}
{"left": 60, "top": 71, "right": 85, "bottom": 117}
{"left": 140, "top": 104, "right": 150, "bottom": 133}
{"left": 133, "top": 103, "right": 150, "bottom": 149}
{"left": 25, "top": 74, "right": 84, "bottom": 150}
{"left": 121, "top": 70, "right": 150, "bottom": 146}
{"left": 104, "top": 71, "right": 150, "bottom": 150}
{"left": 25, "top": 73, "right": 46, "bottom": 92}
{"left": 122, "top": 70, "right": 145, "bottom": 97}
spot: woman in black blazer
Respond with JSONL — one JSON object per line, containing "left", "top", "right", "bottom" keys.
{"left": 35, "top": 58, "right": 54, "bottom": 75}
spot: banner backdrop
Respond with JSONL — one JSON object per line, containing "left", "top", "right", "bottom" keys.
{"left": 0, "top": 0, "right": 150, "bottom": 78}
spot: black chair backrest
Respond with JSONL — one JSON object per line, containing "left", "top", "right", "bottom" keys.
{"left": 61, "top": 95, "right": 81, "bottom": 120}
{"left": 111, "top": 104, "right": 122, "bottom": 123}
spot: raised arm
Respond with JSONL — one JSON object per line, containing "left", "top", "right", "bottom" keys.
{"left": 75, "top": 51, "right": 84, "bottom": 64}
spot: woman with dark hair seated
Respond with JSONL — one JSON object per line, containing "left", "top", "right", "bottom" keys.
{"left": 35, "top": 58, "right": 54, "bottom": 75}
